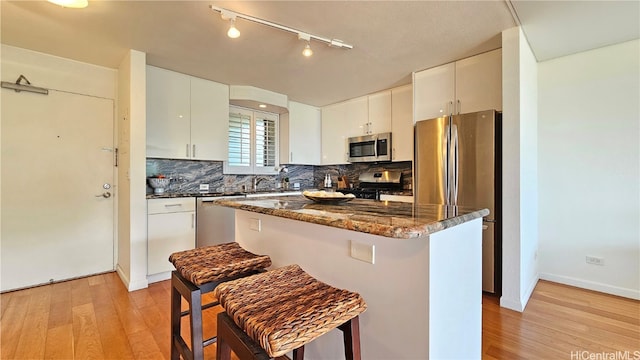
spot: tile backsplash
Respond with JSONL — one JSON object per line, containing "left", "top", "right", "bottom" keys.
{"left": 146, "top": 158, "right": 412, "bottom": 194}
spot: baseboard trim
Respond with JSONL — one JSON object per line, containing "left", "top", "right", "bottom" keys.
{"left": 147, "top": 271, "right": 171, "bottom": 284}
{"left": 116, "top": 264, "right": 148, "bottom": 292}
{"left": 499, "top": 296, "right": 524, "bottom": 312}
{"left": 521, "top": 275, "right": 539, "bottom": 310}
{"left": 499, "top": 275, "right": 539, "bottom": 312}
{"left": 539, "top": 273, "right": 640, "bottom": 300}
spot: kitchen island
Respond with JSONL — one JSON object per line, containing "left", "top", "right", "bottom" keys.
{"left": 211, "top": 195, "right": 488, "bottom": 359}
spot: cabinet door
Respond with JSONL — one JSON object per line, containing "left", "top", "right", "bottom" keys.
{"left": 368, "top": 90, "right": 392, "bottom": 134}
{"left": 146, "top": 66, "right": 191, "bottom": 159}
{"left": 285, "top": 101, "right": 321, "bottom": 165}
{"left": 321, "top": 103, "right": 349, "bottom": 165}
{"left": 190, "top": 77, "right": 229, "bottom": 161}
{"left": 344, "top": 96, "right": 369, "bottom": 137}
{"left": 455, "top": 48, "right": 502, "bottom": 114}
{"left": 413, "top": 62, "right": 455, "bottom": 121}
{"left": 147, "top": 211, "right": 195, "bottom": 275}
{"left": 391, "top": 85, "right": 413, "bottom": 162}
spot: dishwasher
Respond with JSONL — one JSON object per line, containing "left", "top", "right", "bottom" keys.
{"left": 196, "top": 196, "right": 243, "bottom": 247}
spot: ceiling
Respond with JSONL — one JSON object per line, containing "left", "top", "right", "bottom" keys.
{"left": 2, "top": 1, "right": 638, "bottom": 107}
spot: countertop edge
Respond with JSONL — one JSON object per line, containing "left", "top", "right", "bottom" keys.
{"left": 212, "top": 197, "right": 488, "bottom": 239}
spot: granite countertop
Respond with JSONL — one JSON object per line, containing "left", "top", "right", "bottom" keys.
{"left": 211, "top": 195, "right": 488, "bottom": 239}
{"left": 146, "top": 189, "right": 301, "bottom": 199}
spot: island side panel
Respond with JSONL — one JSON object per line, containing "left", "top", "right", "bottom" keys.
{"left": 429, "top": 217, "right": 483, "bottom": 359}
{"left": 233, "top": 209, "right": 483, "bottom": 359}
{"left": 234, "top": 209, "right": 431, "bottom": 360}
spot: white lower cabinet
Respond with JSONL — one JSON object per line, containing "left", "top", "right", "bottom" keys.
{"left": 147, "top": 198, "right": 195, "bottom": 281}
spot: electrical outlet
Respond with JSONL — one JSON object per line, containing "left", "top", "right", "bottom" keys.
{"left": 586, "top": 256, "right": 604, "bottom": 266}
{"left": 350, "top": 240, "right": 375, "bottom": 264}
{"left": 199, "top": 184, "right": 210, "bottom": 192}
{"left": 249, "top": 218, "right": 261, "bottom": 232}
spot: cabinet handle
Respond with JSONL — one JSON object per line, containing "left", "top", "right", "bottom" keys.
{"left": 186, "top": 144, "right": 189, "bottom": 157}
{"left": 192, "top": 213, "right": 195, "bottom": 229}
{"left": 165, "top": 204, "right": 182, "bottom": 207}
{"left": 457, "top": 99, "right": 461, "bottom": 114}
{"left": 193, "top": 144, "right": 196, "bottom": 158}
{"left": 290, "top": 152, "right": 293, "bottom": 163}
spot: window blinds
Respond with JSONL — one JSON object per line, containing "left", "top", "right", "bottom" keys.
{"left": 228, "top": 112, "right": 251, "bottom": 167}
{"left": 255, "top": 116, "right": 276, "bottom": 167}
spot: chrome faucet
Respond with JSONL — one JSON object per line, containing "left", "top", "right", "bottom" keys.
{"left": 252, "top": 176, "right": 269, "bottom": 191}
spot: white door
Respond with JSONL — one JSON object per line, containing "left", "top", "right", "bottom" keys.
{"left": 1, "top": 89, "right": 115, "bottom": 292}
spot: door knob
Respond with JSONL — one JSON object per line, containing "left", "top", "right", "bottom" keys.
{"left": 96, "top": 192, "right": 111, "bottom": 198}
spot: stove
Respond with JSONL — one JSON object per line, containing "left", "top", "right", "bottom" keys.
{"left": 339, "top": 171, "right": 402, "bottom": 200}
{"left": 340, "top": 188, "right": 380, "bottom": 200}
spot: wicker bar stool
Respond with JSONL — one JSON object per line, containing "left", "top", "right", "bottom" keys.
{"left": 213, "top": 264, "right": 367, "bottom": 360}
{"left": 168, "top": 242, "right": 272, "bottom": 360}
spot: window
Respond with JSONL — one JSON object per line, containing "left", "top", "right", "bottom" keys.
{"left": 224, "top": 106, "right": 279, "bottom": 175}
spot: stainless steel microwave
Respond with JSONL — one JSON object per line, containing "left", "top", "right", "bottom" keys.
{"left": 347, "top": 132, "right": 392, "bottom": 163}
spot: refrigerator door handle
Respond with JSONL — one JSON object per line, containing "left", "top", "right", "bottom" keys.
{"left": 442, "top": 122, "right": 450, "bottom": 205}
{"left": 450, "top": 123, "right": 459, "bottom": 205}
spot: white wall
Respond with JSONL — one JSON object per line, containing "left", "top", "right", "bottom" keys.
{"left": 501, "top": 27, "right": 539, "bottom": 312}
{"left": 537, "top": 39, "right": 640, "bottom": 299}
{"left": 116, "top": 50, "right": 148, "bottom": 291}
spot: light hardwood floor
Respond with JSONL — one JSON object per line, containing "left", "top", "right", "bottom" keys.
{"left": 1, "top": 272, "right": 638, "bottom": 359}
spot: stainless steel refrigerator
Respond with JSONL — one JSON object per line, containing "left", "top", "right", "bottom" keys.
{"left": 415, "top": 110, "right": 501, "bottom": 294}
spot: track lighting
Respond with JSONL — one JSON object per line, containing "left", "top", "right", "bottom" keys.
{"left": 302, "top": 43, "right": 313, "bottom": 57}
{"left": 47, "top": 0, "right": 88, "bottom": 8}
{"left": 227, "top": 19, "right": 240, "bottom": 39}
{"left": 220, "top": 9, "right": 241, "bottom": 39}
{"left": 210, "top": 5, "right": 354, "bottom": 55}
{"left": 298, "top": 33, "right": 313, "bottom": 57}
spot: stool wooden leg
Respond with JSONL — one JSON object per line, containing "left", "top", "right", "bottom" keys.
{"left": 170, "top": 273, "right": 182, "bottom": 360}
{"left": 292, "top": 346, "right": 305, "bottom": 360}
{"left": 217, "top": 312, "right": 271, "bottom": 360}
{"left": 216, "top": 327, "right": 232, "bottom": 360}
{"left": 338, "top": 316, "right": 361, "bottom": 360}
{"left": 189, "top": 287, "right": 204, "bottom": 360}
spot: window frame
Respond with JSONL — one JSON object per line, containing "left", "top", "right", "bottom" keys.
{"left": 224, "top": 106, "right": 279, "bottom": 175}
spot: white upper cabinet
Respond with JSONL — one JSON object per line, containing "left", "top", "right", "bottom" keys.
{"left": 391, "top": 84, "right": 413, "bottom": 162}
{"left": 321, "top": 88, "right": 405, "bottom": 164}
{"left": 454, "top": 48, "right": 502, "bottom": 115}
{"left": 345, "top": 96, "right": 369, "bottom": 137}
{"left": 321, "top": 103, "right": 350, "bottom": 165}
{"left": 367, "top": 90, "right": 392, "bottom": 135}
{"left": 414, "top": 62, "right": 455, "bottom": 121}
{"left": 414, "top": 48, "right": 502, "bottom": 121}
{"left": 146, "top": 65, "right": 229, "bottom": 160}
{"left": 190, "top": 76, "right": 229, "bottom": 161}
{"left": 280, "top": 101, "right": 321, "bottom": 165}
{"left": 146, "top": 66, "right": 191, "bottom": 159}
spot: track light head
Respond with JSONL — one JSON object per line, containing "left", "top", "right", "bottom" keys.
{"left": 47, "top": 0, "right": 88, "bottom": 8}
{"left": 302, "top": 43, "right": 313, "bottom": 57}
{"left": 220, "top": 9, "right": 240, "bottom": 38}
{"left": 227, "top": 19, "right": 240, "bottom": 39}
